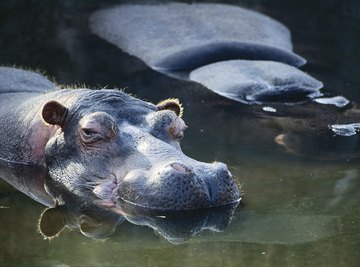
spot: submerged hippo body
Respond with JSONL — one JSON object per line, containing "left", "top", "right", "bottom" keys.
{"left": 90, "top": 3, "right": 323, "bottom": 105}
{"left": 0, "top": 67, "right": 240, "bottom": 210}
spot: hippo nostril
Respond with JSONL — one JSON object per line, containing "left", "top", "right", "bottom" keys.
{"left": 170, "top": 162, "right": 192, "bottom": 174}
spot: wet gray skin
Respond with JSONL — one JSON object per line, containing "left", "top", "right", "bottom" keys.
{"left": 0, "top": 67, "right": 240, "bottom": 210}
{"left": 90, "top": 3, "right": 323, "bottom": 104}
{"left": 189, "top": 60, "right": 323, "bottom": 104}
{"left": 90, "top": 3, "right": 306, "bottom": 73}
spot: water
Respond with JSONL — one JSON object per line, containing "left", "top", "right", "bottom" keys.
{"left": 1, "top": 0, "right": 360, "bottom": 266}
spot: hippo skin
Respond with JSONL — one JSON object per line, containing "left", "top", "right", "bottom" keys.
{"left": 90, "top": 3, "right": 323, "bottom": 104}
{"left": 0, "top": 67, "right": 240, "bottom": 210}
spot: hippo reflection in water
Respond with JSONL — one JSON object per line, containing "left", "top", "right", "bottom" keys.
{"left": 39, "top": 199, "right": 238, "bottom": 244}
{"left": 0, "top": 67, "right": 240, "bottom": 211}
{"left": 39, "top": 173, "right": 238, "bottom": 244}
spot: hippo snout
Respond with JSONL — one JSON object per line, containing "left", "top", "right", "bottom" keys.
{"left": 204, "top": 162, "right": 241, "bottom": 207}
{"left": 116, "top": 161, "right": 240, "bottom": 210}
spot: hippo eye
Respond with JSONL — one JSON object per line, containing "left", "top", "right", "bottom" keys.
{"left": 80, "top": 128, "right": 106, "bottom": 144}
{"left": 79, "top": 112, "right": 117, "bottom": 145}
{"left": 82, "top": 128, "right": 96, "bottom": 136}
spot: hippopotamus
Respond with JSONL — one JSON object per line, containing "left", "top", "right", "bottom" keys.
{"left": 90, "top": 3, "right": 323, "bottom": 105}
{"left": 0, "top": 67, "right": 240, "bottom": 210}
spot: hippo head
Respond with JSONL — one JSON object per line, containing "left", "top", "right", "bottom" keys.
{"left": 41, "top": 89, "right": 240, "bottom": 210}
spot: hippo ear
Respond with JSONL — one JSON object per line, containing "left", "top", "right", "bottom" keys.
{"left": 38, "top": 206, "right": 67, "bottom": 239}
{"left": 157, "top": 98, "right": 184, "bottom": 117}
{"left": 42, "top": 101, "right": 68, "bottom": 126}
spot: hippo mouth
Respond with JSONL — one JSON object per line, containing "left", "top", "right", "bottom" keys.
{"left": 111, "top": 162, "right": 241, "bottom": 211}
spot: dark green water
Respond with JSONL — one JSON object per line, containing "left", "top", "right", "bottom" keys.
{"left": 1, "top": 0, "right": 360, "bottom": 266}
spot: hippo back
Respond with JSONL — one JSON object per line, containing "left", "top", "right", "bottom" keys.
{"left": 0, "top": 67, "right": 56, "bottom": 94}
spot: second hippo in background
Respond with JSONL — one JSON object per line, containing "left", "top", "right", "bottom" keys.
{"left": 90, "top": 3, "right": 323, "bottom": 105}
{"left": 90, "top": 2, "right": 360, "bottom": 160}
